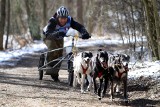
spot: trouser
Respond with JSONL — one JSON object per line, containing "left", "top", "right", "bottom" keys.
{"left": 44, "top": 38, "right": 64, "bottom": 77}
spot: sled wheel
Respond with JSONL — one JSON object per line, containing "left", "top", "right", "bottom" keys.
{"left": 68, "top": 70, "right": 74, "bottom": 86}
{"left": 67, "top": 57, "right": 74, "bottom": 86}
{"left": 38, "top": 54, "right": 45, "bottom": 80}
{"left": 39, "top": 70, "right": 43, "bottom": 80}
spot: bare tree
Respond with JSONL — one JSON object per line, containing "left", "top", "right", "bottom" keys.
{"left": 24, "top": 0, "right": 40, "bottom": 40}
{"left": 143, "top": 0, "right": 160, "bottom": 60}
{"left": 5, "top": 0, "right": 10, "bottom": 49}
{"left": 0, "top": 0, "right": 6, "bottom": 50}
{"left": 77, "top": 0, "right": 83, "bottom": 25}
{"left": 42, "top": 0, "right": 47, "bottom": 27}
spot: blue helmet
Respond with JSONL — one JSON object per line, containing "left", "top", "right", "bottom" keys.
{"left": 57, "top": 6, "right": 69, "bottom": 18}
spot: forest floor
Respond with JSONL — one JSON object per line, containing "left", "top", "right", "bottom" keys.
{"left": 0, "top": 45, "right": 159, "bottom": 107}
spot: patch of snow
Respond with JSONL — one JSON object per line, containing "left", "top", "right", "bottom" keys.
{"left": 128, "top": 61, "right": 160, "bottom": 79}
{"left": 0, "top": 41, "right": 47, "bottom": 66}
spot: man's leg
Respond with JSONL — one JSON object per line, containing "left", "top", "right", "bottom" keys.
{"left": 44, "top": 39, "right": 63, "bottom": 81}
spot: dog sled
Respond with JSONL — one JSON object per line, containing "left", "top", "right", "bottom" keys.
{"left": 38, "top": 33, "right": 130, "bottom": 104}
{"left": 38, "top": 34, "right": 79, "bottom": 86}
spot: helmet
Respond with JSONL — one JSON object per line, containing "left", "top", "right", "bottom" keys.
{"left": 57, "top": 6, "right": 69, "bottom": 18}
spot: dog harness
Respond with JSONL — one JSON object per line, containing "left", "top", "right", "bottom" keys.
{"left": 96, "top": 62, "right": 107, "bottom": 78}
{"left": 81, "top": 64, "right": 89, "bottom": 74}
{"left": 117, "top": 71, "right": 124, "bottom": 78}
{"left": 98, "top": 71, "right": 103, "bottom": 78}
{"left": 115, "top": 65, "right": 129, "bottom": 79}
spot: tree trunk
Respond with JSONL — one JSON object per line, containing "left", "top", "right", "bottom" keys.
{"left": 0, "top": 0, "right": 6, "bottom": 50}
{"left": 65, "top": 0, "right": 74, "bottom": 16}
{"left": 24, "top": 0, "right": 40, "bottom": 40}
{"left": 5, "top": 0, "right": 10, "bottom": 49}
{"left": 87, "top": 0, "right": 95, "bottom": 33}
{"left": 77, "top": 0, "right": 83, "bottom": 25}
{"left": 115, "top": 1, "right": 124, "bottom": 44}
{"left": 42, "top": 0, "right": 47, "bottom": 27}
{"left": 143, "top": 0, "right": 160, "bottom": 60}
{"left": 130, "top": 1, "right": 136, "bottom": 52}
{"left": 152, "top": 0, "right": 160, "bottom": 59}
{"left": 122, "top": 0, "right": 131, "bottom": 46}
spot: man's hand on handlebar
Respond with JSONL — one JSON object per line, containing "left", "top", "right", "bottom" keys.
{"left": 53, "top": 31, "right": 66, "bottom": 39}
{"left": 81, "top": 28, "right": 91, "bottom": 39}
{"left": 45, "top": 28, "right": 91, "bottom": 40}
{"left": 81, "top": 33, "right": 91, "bottom": 39}
{"left": 45, "top": 31, "right": 65, "bottom": 40}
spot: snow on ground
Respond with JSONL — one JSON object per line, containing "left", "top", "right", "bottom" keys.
{"left": 128, "top": 61, "right": 160, "bottom": 79}
{"left": 64, "top": 28, "right": 147, "bottom": 47}
{"left": 1, "top": 29, "right": 159, "bottom": 80}
{"left": 0, "top": 41, "right": 47, "bottom": 66}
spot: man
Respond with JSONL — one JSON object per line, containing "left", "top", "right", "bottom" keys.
{"left": 39, "top": 6, "right": 90, "bottom": 81}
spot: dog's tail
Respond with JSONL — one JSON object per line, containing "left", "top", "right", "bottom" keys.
{"left": 98, "top": 49, "right": 103, "bottom": 51}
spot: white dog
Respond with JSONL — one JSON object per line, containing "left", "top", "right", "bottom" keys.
{"left": 73, "top": 51, "right": 93, "bottom": 93}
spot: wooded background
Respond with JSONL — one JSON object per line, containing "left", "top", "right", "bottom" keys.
{"left": 0, "top": 0, "right": 160, "bottom": 60}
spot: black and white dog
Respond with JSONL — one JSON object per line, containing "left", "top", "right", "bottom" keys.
{"left": 73, "top": 51, "right": 93, "bottom": 93}
{"left": 109, "top": 54, "right": 129, "bottom": 102}
{"left": 92, "top": 49, "right": 113, "bottom": 100}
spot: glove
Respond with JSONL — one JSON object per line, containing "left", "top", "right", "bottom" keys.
{"left": 53, "top": 31, "right": 66, "bottom": 39}
{"left": 82, "top": 33, "right": 90, "bottom": 39}
{"left": 47, "top": 31, "right": 65, "bottom": 39}
{"left": 81, "top": 28, "right": 91, "bottom": 39}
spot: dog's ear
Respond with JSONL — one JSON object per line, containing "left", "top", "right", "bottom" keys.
{"left": 97, "top": 51, "right": 100, "bottom": 57}
{"left": 81, "top": 52, "right": 84, "bottom": 58}
{"left": 114, "top": 65, "right": 119, "bottom": 71}
{"left": 98, "top": 49, "right": 102, "bottom": 51}
{"left": 97, "top": 53, "right": 99, "bottom": 58}
{"left": 125, "top": 63, "right": 128, "bottom": 67}
{"left": 113, "top": 56, "right": 115, "bottom": 60}
{"left": 104, "top": 51, "right": 108, "bottom": 60}
{"left": 118, "top": 57, "right": 121, "bottom": 62}
{"left": 104, "top": 51, "right": 107, "bottom": 53}
{"left": 89, "top": 52, "right": 93, "bottom": 58}
{"left": 117, "top": 54, "right": 120, "bottom": 57}
{"left": 104, "top": 51, "right": 108, "bottom": 56}
{"left": 108, "top": 66, "right": 115, "bottom": 75}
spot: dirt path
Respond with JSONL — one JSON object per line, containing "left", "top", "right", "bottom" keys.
{"left": 0, "top": 49, "right": 159, "bottom": 107}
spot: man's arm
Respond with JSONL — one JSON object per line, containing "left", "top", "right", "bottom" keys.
{"left": 70, "top": 17, "right": 84, "bottom": 33}
{"left": 70, "top": 18, "right": 90, "bottom": 39}
{"left": 45, "top": 18, "right": 57, "bottom": 36}
{"left": 45, "top": 18, "right": 65, "bottom": 39}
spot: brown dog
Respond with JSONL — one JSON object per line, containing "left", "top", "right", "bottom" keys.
{"left": 109, "top": 54, "right": 129, "bottom": 103}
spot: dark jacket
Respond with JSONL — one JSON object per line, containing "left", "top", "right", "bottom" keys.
{"left": 44, "top": 14, "right": 85, "bottom": 38}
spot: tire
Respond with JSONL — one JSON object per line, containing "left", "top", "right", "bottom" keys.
{"left": 38, "top": 54, "right": 45, "bottom": 80}
{"left": 68, "top": 71, "right": 74, "bottom": 86}
{"left": 39, "top": 70, "right": 43, "bottom": 80}
{"left": 67, "top": 58, "right": 74, "bottom": 86}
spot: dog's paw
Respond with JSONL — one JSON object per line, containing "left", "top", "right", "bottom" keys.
{"left": 110, "top": 96, "right": 114, "bottom": 101}
{"left": 115, "top": 92, "right": 120, "bottom": 95}
{"left": 86, "top": 87, "right": 91, "bottom": 91}
{"left": 101, "top": 93, "right": 106, "bottom": 98}
{"left": 78, "top": 80, "right": 81, "bottom": 85}
{"left": 81, "top": 90, "right": 86, "bottom": 94}
{"left": 98, "top": 96, "right": 102, "bottom": 100}
{"left": 94, "top": 90, "right": 97, "bottom": 94}
{"left": 123, "top": 98, "right": 128, "bottom": 104}
{"left": 86, "top": 89, "right": 90, "bottom": 92}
